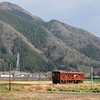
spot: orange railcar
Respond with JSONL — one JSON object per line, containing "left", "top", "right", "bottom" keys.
{"left": 52, "top": 70, "right": 84, "bottom": 84}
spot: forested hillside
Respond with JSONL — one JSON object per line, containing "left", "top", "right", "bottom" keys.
{"left": 0, "top": 2, "right": 100, "bottom": 73}
{"left": 44, "top": 20, "right": 100, "bottom": 61}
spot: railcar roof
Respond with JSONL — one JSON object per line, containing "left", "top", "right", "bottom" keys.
{"left": 52, "top": 70, "right": 84, "bottom": 74}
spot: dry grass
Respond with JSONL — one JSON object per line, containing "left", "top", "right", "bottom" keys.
{"left": 0, "top": 81, "right": 100, "bottom": 100}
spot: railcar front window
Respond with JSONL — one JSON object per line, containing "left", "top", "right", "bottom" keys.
{"left": 52, "top": 72, "right": 59, "bottom": 77}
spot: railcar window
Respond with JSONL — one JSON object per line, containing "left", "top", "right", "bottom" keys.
{"left": 68, "top": 74, "right": 71, "bottom": 77}
{"left": 74, "top": 74, "right": 76, "bottom": 77}
{"left": 78, "top": 74, "right": 80, "bottom": 76}
{"left": 76, "top": 74, "right": 78, "bottom": 77}
{"left": 52, "top": 72, "right": 59, "bottom": 77}
{"left": 69, "top": 74, "right": 70, "bottom": 77}
{"left": 65, "top": 73, "right": 67, "bottom": 76}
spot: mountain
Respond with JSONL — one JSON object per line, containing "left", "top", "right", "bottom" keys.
{"left": 44, "top": 20, "right": 100, "bottom": 61}
{"left": 0, "top": 2, "right": 100, "bottom": 74}
{"left": 0, "top": 2, "right": 44, "bottom": 25}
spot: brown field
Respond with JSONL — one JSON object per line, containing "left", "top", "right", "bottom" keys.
{"left": 0, "top": 92, "right": 100, "bottom": 100}
{"left": 0, "top": 81, "right": 100, "bottom": 100}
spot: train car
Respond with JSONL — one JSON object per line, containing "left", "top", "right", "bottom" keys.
{"left": 52, "top": 70, "right": 84, "bottom": 84}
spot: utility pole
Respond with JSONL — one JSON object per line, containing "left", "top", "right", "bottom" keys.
{"left": 91, "top": 66, "right": 93, "bottom": 85}
{"left": 9, "top": 64, "right": 11, "bottom": 91}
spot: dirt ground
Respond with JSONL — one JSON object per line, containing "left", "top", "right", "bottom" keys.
{"left": 0, "top": 92, "right": 100, "bottom": 100}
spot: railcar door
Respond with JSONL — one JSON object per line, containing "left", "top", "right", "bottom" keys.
{"left": 52, "top": 71, "right": 60, "bottom": 84}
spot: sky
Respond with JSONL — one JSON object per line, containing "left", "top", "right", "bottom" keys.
{"left": 0, "top": 0, "right": 100, "bottom": 38}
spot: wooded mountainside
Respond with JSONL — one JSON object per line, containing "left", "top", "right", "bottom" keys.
{"left": 0, "top": 2, "right": 100, "bottom": 74}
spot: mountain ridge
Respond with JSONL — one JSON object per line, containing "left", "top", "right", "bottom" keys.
{"left": 0, "top": 2, "right": 43, "bottom": 21}
{"left": 0, "top": 2, "right": 100, "bottom": 74}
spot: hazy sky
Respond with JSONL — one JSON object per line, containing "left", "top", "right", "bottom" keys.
{"left": 0, "top": 0, "right": 100, "bottom": 38}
